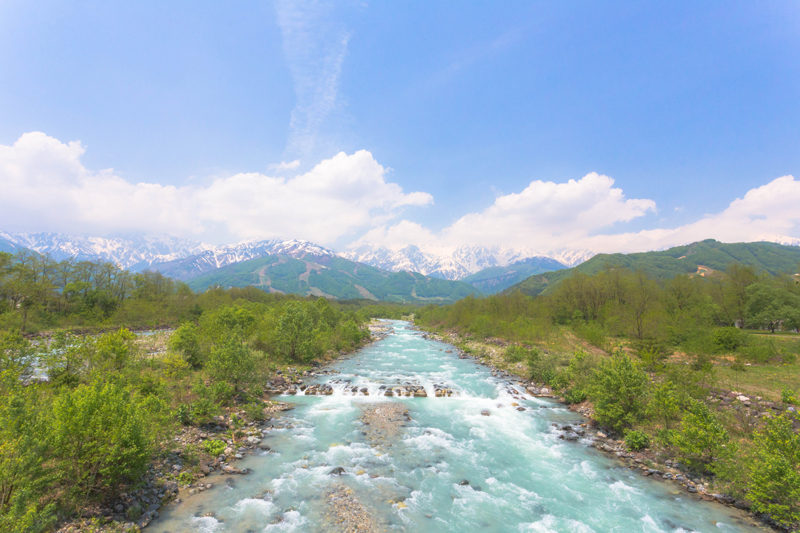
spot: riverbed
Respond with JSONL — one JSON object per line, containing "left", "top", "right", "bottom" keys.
{"left": 149, "top": 320, "right": 766, "bottom": 532}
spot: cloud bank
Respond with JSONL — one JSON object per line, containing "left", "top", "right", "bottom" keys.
{"left": 2, "top": 131, "right": 799, "bottom": 256}
{"left": 0, "top": 132, "right": 431, "bottom": 245}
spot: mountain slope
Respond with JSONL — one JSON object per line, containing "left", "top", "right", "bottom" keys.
{"left": 462, "top": 257, "right": 567, "bottom": 294}
{"left": 187, "top": 253, "right": 480, "bottom": 303}
{"left": 342, "top": 244, "right": 591, "bottom": 280}
{"left": 150, "top": 239, "right": 335, "bottom": 280}
{"left": 509, "top": 239, "right": 800, "bottom": 296}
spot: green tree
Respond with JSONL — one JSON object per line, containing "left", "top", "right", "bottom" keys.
{"left": 206, "top": 336, "right": 256, "bottom": 394}
{"left": 747, "top": 414, "right": 800, "bottom": 529}
{"left": 276, "top": 302, "right": 314, "bottom": 361}
{"left": 169, "top": 322, "right": 203, "bottom": 368}
{"left": 49, "top": 381, "right": 153, "bottom": 503}
{"left": 589, "top": 352, "right": 650, "bottom": 433}
{"left": 647, "top": 380, "right": 681, "bottom": 430}
{"left": 673, "top": 399, "right": 730, "bottom": 473}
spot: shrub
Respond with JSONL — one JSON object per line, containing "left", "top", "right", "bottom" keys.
{"left": 746, "top": 414, "right": 800, "bottom": 529}
{"left": 712, "top": 327, "right": 748, "bottom": 353}
{"left": 169, "top": 322, "right": 203, "bottom": 368}
{"left": 504, "top": 345, "right": 527, "bottom": 363}
{"left": 624, "top": 429, "right": 650, "bottom": 451}
{"left": 206, "top": 336, "right": 256, "bottom": 393}
{"left": 589, "top": 352, "right": 650, "bottom": 433}
{"left": 781, "top": 388, "right": 798, "bottom": 405}
{"left": 49, "top": 381, "right": 153, "bottom": 502}
{"left": 673, "top": 399, "right": 730, "bottom": 474}
{"left": 177, "top": 471, "right": 195, "bottom": 487}
{"left": 563, "top": 388, "right": 587, "bottom": 405}
{"left": 203, "top": 439, "right": 227, "bottom": 457}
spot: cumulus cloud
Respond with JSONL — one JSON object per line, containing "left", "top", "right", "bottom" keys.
{"left": 350, "top": 172, "right": 800, "bottom": 259}
{"left": 582, "top": 175, "right": 800, "bottom": 253}
{"left": 354, "top": 173, "right": 657, "bottom": 253}
{"left": 0, "top": 132, "right": 432, "bottom": 245}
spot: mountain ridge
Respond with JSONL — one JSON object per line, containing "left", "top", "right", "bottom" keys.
{"left": 508, "top": 239, "right": 800, "bottom": 296}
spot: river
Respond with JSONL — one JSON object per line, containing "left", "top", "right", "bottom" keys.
{"left": 149, "top": 320, "right": 765, "bottom": 532}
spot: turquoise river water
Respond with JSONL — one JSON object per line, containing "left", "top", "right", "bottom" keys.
{"left": 149, "top": 320, "right": 766, "bottom": 533}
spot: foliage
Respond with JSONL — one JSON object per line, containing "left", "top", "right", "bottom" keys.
{"left": 746, "top": 414, "right": 800, "bottom": 529}
{"left": 588, "top": 352, "right": 650, "bottom": 433}
{"left": 202, "top": 439, "right": 227, "bottom": 457}
{"left": 49, "top": 381, "right": 154, "bottom": 502}
{"left": 624, "top": 429, "right": 650, "bottom": 451}
{"left": 672, "top": 399, "right": 730, "bottom": 474}
{"left": 169, "top": 322, "right": 203, "bottom": 368}
{"left": 206, "top": 336, "right": 256, "bottom": 394}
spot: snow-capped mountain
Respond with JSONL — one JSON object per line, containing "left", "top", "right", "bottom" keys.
{"left": 0, "top": 232, "right": 335, "bottom": 277}
{"left": 151, "top": 239, "right": 335, "bottom": 280}
{"left": 341, "top": 245, "right": 591, "bottom": 280}
{"left": 1, "top": 230, "right": 591, "bottom": 282}
{"left": 0, "top": 231, "right": 211, "bottom": 269}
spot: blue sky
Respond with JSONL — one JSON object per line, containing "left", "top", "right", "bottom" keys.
{"left": 1, "top": 1, "right": 799, "bottom": 255}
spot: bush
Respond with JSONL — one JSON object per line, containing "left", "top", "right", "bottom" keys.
{"left": 169, "top": 322, "right": 203, "bottom": 368}
{"left": 563, "top": 388, "right": 587, "bottom": 405}
{"left": 49, "top": 381, "right": 154, "bottom": 502}
{"left": 781, "top": 388, "right": 798, "bottom": 405}
{"left": 624, "top": 429, "right": 650, "bottom": 451}
{"left": 673, "top": 399, "right": 730, "bottom": 474}
{"left": 747, "top": 414, "right": 800, "bottom": 529}
{"left": 712, "top": 327, "right": 748, "bottom": 353}
{"left": 589, "top": 352, "right": 650, "bottom": 433}
{"left": 206, "top": 336, "right": 256, "bottom": 393}
{"left": 203, "top": 439, "right": 226, "bottom": 457}
{"left": 504, "top": 345, "right": 527, "bottom": 363}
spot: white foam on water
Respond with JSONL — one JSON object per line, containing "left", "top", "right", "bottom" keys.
{"left": 403, "top": 427, "right": 457, "bottom": 452}
{"left": 609, "top": 480, "right": 640, "bottom": 504}
{"left": 190, "top": 516, "right": 222, "bottom": 532}
{"left": 641, "top": 513, "right": 666, "bottom": 532}
{"left": 231, "top": 497, "right": 276, "bottom": 520}
{"left": 520, "top": 514, "right": 558, "bottom": 533}
{"left": 262, "top": 509, "right": 307, "bottom": 532}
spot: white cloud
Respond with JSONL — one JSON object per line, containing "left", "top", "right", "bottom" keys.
{"left": 350, "top": 172, "right": 800, "bottom": 259}
{"left": 353, "top": 172, "right": 657, "bottom": 253}
{"left": 0, "top": 132, "right": 432, "bottom": 245}
{"left": 275, "top": 0, "right": 353, "bottom": 159}
{"left": 582, "top": 175, "right": 800, "bottom": 253}
{"left": 270, "top": 159, "right": 301, "bottom": 172}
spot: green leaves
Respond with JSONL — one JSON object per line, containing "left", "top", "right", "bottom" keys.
{"left": 49, "top": 381, "right": 154, "bottom": 502}
{"left": 588, "top": 352, "right": 650, "bottom": 433}
{"left": 747, "top": 414, "right": 800, "bottom": 529}
{"left": 672, "top": 399, "right": 730, "bottom": 474}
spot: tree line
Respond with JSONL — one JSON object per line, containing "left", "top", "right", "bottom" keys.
{"left": 0, "top": 251, "right": 380, "bottom": 531}
{"left": 417, "top": 265, "right": 800, "bottom": 529}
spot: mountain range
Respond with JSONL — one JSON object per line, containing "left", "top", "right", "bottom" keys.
{"left": 0, "top": 231, "right": 569, "bottom": 299}
{"left": 0, "top": 231, "right": 570, "bottom": 287}
{"left": 509, "top": 239, "right": 800, "bottom": 296}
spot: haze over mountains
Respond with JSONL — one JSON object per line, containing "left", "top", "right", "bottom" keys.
{"left": 0, "top": 231, "right": 571, "bottom": 283}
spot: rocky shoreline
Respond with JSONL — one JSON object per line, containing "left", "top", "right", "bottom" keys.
{"left": 416, "top": 326, "right": 776, "bottom": 532}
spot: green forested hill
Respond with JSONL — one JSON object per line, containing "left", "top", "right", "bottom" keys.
{"left": 463, "top": 257, "right": 566, "bottom": 294}
{"left": 510, "top": 239, "right": 800, "bottom": 296}
{"left": 187, "top": 254, "right": 480, "bottom": 303}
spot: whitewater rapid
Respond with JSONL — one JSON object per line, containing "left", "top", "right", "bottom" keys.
{"left": 149, "top": 320, "right": 765, "bottom": 532}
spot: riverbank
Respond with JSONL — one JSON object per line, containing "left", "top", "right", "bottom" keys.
{"left": 53, "top": 321, "right": 383, "bottom": 533}
{"left": 414, "top": 324, "right": 778, "bottom": 532}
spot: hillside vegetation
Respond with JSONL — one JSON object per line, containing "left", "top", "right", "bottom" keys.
{"left": 0, "top": 250, "right": 415, "bottom": 531}
{"left": 187, "top": 254, "right": 479, "bottom": 303}
{"left": 511, "top": 239, "right": 800, "bottom": 296}
{"left": 418, "top": 262, "right": 800, "bottom": 530}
